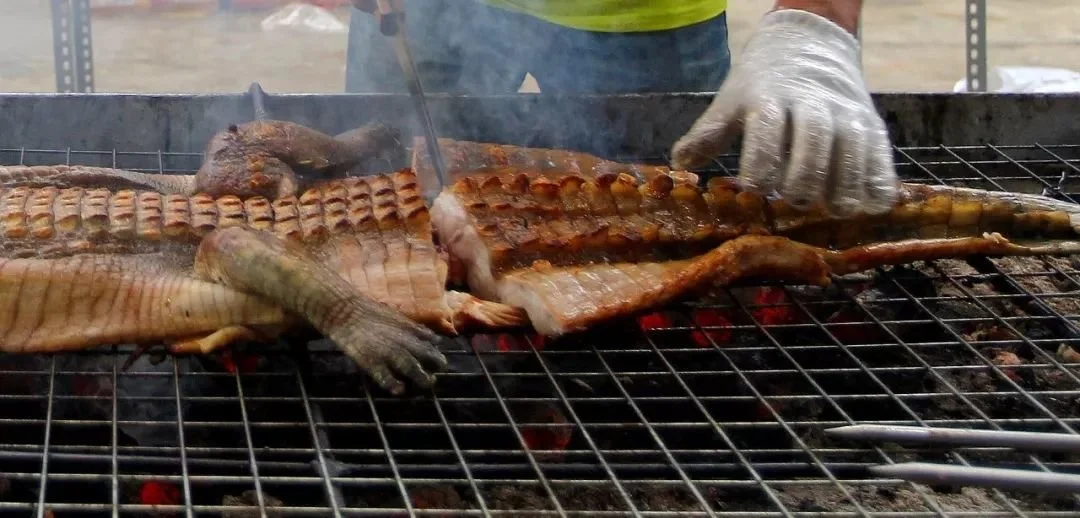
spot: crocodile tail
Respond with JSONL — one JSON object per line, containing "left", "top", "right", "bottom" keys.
{"left": 0, "top": 165, "right": 196, "bottom": 194}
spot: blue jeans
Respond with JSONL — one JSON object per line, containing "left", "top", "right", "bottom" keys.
{"left": 344, "top": 1, "right": 731, "bottom": 94}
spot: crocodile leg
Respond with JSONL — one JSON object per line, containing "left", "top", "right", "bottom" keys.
{"left": 167, "top": 325, "right": 264, "bottom": 355}
{"left": 820, "top": 233, "right": 1080, "bottom": 275}
{"left": 193, "top": 226, "right": 449, "bottom": 394}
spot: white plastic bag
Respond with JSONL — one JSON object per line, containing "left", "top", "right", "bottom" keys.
{"left": 953, "top": 66, "right": 1080, "bottom": 93}
{"left": 260, "top": 2, "right": 348, "bottom": 34}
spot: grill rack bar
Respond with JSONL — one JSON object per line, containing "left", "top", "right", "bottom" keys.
{"left": 0, "top": 142, "right": 1079, "bottom": 516}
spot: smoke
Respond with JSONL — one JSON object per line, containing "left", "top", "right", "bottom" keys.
{"left": 343, "top": 0, "right": 731, "bottom": 159}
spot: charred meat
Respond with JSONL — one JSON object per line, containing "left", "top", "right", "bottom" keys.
{"left": 0, "top": 120, "right": 402, "bottom": 201}
{"left": 430, "top": 172, "right": 1080, "bottom": 336}
{"left": 0, "top": 169, "right": 524, "bottom": 394}
{"left": 411, "top": 137, "right": 700, "bottom": 185}
{"left": 196, "top": 120, "right": 403, "bottom": 198}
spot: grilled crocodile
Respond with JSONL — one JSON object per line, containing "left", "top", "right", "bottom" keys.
{"left": 0, "top": 169, "right": 525, "bottom": 395}
{"left": 430, "top": 171, "right": 1080, "bottom": 336}
{"left": 0, "top": 120, "right": 402, "bottom": 200}
{"left": 411, "top": 137, "right": 701, "bottom": 185}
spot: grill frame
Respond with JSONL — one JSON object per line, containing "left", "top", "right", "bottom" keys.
{"left": 0, "top": 141, "right": 1075, "bottom": 518}
{"left": 2, "top": 91, "right": 1080, "bottom": 516}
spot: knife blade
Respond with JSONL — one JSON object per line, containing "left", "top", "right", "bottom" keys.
{"left": 375, "top": 0, "right": 448, "bottom": 198}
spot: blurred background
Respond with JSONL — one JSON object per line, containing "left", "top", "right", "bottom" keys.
{"left": 1, "top": 0, "right": 1079, "bottom": 94}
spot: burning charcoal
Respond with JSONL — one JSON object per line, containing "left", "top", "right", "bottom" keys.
{"left": 750, "top": 287, "right": 800, "bottom": 326}
{"left": 1057, "top": 344, "right": 1080, "bottom": 364}
{"left": 637, "top": 311, "right": 676, "bottom": 332}
{"left": 517, "top": 402, "right": 573, "bottom": 462}
{"left": 987, "top": 348, "right": 1024, "bottom": 382}
{"left": 409, "top": 485, "right": 467, "bottom": 513}
{"left": 966, "top": 325, "right": 1019, "bottom": 343}
{"left": 690, "top": 308, "right": 734, "bottom": 347}
{"left": 494, "top": 333, "right": 548, "bottom": 352}
{"left": 466, "top": 334, "right": 537, "bottom": 375}
{"left": 215, "top": 349, "right": 262, "bottom": 375}
{"left": 637, "top": 310, "right": 697, "bottom": 350}
{"left": 47, "top": 353, "right": 223, "bottom": 447}
{"left": 131, "top": 479, "right": 182, "bottom": 516}
{"left": 222, "top": 489, "right": 285, "bottom": 517}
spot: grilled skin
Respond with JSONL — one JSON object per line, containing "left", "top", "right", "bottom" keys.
{"left": 411, "top": 137, "right": 701, "bottom": 186}
{"left": 430, "top": 171, "right": 1080, "bottom": 336}
{"left": 196, "top": 120, "right": 403, "bottom": 198}
{"left": 0, "top": 120, "right": 402, "bottom": 200}
{"left": 0, "top": 170, "right": 526, "bottom": 395}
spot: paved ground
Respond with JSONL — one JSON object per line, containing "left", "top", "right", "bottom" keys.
{"left": 1, "top": 0, "right": 1079, "bottom": 93}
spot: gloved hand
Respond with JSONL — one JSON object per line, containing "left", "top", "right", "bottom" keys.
{"left": 670, "top": 8, "right": 898, "bottom": 216}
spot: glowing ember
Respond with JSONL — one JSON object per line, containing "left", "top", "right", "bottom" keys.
{"left": 690, "top": 308, "right": 733, "bottom": 346}
{"left": 494, "top": 333, "right": 546, "bottom": 352}
{"left": 637, "top": 311, "right": 675, "bottom": 331}
{"left": 219, "top": 350, "right": 259, "bottom": 374}
{"left": 752, "top": 287, "right": 799, "bottom": 326}
{"left": 520, "top": 404, "right": 573, "bottom": 456}
{"left": 138, "top": 480, "right": 181, "bottom": 507}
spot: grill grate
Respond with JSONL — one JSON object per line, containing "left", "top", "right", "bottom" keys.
{"left": 1, "top": 144, "right": 1080, "bottom": 516}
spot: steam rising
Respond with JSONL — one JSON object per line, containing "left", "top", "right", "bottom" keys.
{"left": 343, "top": 1, "right": 730, "bottom": 160}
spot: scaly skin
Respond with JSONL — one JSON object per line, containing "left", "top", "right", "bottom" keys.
{"left": 194, "top": 227, "right": 446, "bottom": 393}
{"left": 196, "top": 120, "right": 403, "bottom": 199}
{"left": 439, "top": 172, "right": 1080, "bottom": 276}
{"left": 411, "top": 137, "right": 701, "bottom": 186}
{"left": 0, "top": 168, "right": 526, "bottom": 394}
{"left": 0, "top": 120, "right": 401, "bottom": 200}
{"left": 431, "top": 170, "right": 1080, "bottom": 335}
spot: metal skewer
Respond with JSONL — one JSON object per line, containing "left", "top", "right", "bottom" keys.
{"left": 870, "top": 463, "right": 1080, "bottom": 494}
{"left": 826, "top": 424, "right": 1080, "bottom": 453}
{"left": 371, "top": 0, "right": 449, "bottom": 198}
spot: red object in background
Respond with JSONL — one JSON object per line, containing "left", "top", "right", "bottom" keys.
{"left": 637, "top": 311, "right": 674, "bottom": 331}
{"left": 827, "top": 309, "right": 880, "bottom": 345}
{"left": 218, "top": 350, "right": 259, "bottom": 374}
{"left": 520, "top": 405, "right": 572, "bottom": 453}
{"left": 493, "top": 333, "right": 546, "bottom": 353}
{"left": 751, "top": 287, "right": 799, "bottom": 326}
{"left": 690, "top": 308, "right": 733, "bottom": 347}
{"left": 139, "top": 480, "right": 181, "bottom": 507}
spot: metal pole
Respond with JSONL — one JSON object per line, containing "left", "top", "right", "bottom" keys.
{"left": 965, "top": 0, "right": 988, "bottom": 92}
{"left": 50, "top": 0, "right": 95, "bottom": 93}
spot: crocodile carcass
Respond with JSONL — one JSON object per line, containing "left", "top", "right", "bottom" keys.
{"left": 0, "top": 119, "right": 403, "bottom": 199}
{"left": 0, "top": 168, "right": 526, "bottom": 396}
{"left": 411, "top": 137, "right": 701, "bottom": 185}
{"left": 430, "top": 171, "right": 1080, "bottom": 337}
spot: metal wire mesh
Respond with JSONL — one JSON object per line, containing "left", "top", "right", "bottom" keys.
{"left": 1, "top": 143, "right": 1080, "bottom": 516}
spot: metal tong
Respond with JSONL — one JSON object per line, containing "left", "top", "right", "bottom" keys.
{"left": 826, "top": 424, "right": 1080, "bottom": 493}
{"left": 354, "top": 0, "right": 449, "bottom": 196}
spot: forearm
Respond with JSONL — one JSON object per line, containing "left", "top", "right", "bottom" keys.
{"left": 773, "top": 0, "right": 862, "bottom": 34}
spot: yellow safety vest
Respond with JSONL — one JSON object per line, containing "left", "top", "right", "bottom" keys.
{"left": 482, "top": 0, "right": 728, "bottom": 33}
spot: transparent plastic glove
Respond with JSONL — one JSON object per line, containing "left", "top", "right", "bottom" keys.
{"left": 671, "top": 9, "right": 898, "bottom": 216}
